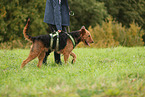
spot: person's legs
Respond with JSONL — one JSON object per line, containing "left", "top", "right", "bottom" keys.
{"left": 62, "top": 26, "right": 67, "bottom": 32}
{"left": 43, "top": 24, "right": 57, "bottom": 64}
{"left": 43, "top": 25, "right": 68, "bottom": 64}
{"left": 54, "top": 52, "right": 61, "bottom": 64}
{"left": 54, "top": 26, "right": 67, "bottom": 64}
{"left": 49, "top": 24, "right": 57, "bottom": 33}
{"left": 43, "top": 50, "right": 51, "bottom": 64}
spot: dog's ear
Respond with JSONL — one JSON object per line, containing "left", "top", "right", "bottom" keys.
{"left": 80, "top": 26, "right": 86, "bottom": 36}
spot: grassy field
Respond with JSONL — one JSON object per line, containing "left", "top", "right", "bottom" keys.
{"left": 0, "top": 47, "right": 145, "bottom": 97}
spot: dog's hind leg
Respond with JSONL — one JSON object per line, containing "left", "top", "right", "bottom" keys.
{"left": 70, "top": 52, "right": 76, "bottom": 64}
{"left": 20, "top": 43, "right": 41, "bottom": 69}
{"left": 20, "top": 49, "right": 40, "bottom": 69}
{"left": 37, "top": 50, "right": 46, "bottom": 68}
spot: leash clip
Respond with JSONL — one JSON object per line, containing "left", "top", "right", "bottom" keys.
{"left": 69, "top": 11, "right": 74, "bottom": 16}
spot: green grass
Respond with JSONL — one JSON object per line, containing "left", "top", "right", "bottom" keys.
{"left": 0, "top": 47, "right": 145, "bottom": 97}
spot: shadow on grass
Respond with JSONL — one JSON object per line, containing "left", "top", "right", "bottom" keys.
{"left": 77, "top": 89, "right": 103, "bottom": 97}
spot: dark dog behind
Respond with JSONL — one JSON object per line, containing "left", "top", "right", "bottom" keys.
{"left": 21, "top": 19, "right": 94, "bottom": 68}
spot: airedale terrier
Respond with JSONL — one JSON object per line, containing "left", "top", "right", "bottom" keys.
{"left": 21, "top": 19, "right": 94, "bottom": 68}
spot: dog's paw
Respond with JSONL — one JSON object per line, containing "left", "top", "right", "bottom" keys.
{"left": 71, "top": 59, "right": 75, "bottom": 64}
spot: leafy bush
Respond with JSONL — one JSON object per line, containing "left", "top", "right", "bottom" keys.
{"left": 88, "top": 17, "right": 144, "bottom": 48}
{"left": 124, "top": 22, "right": 144, "bottom": 46}
{"left": 0, "top": 39, "right": 31, "bottom": 49}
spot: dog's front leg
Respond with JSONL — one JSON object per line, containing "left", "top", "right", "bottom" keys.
{"left": 70, "top": 52, "right": 76, "bottom": 64}
{"left": 63, "top": 53, "right": 70, "bottom": 64}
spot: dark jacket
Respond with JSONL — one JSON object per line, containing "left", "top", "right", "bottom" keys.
{"left": 44, "top": 0, "right": 70, "bottom": 30}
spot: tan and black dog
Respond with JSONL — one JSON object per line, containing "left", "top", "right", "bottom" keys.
{"left": 21, "top": 19, "right": 94, "bottom": 68}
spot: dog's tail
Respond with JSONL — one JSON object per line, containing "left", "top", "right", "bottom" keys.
{"left": 23, "top": 18, "right": 34, "bottom": 42}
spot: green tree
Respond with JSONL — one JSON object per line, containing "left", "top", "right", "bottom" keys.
{"left": 0, "top": 0, "right": 108, "bottom": 43}
{"left": 99, "top": 0, "right": 145, "bottom": 44}
{"left": 68, "top": 0, "right": 108, "bottom": 30}
{"left": 0, "top": 0, "right": 47, "bottom": 43}
{"left": 99, "top": 0, "right": 145, "bottom": 29}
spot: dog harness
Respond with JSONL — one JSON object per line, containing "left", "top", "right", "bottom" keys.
{"left": 66, "top": 33, "right": 76, "bottom": 48}
{"left": 49, "top": 32, "right": 76, "bottom": 51}
{"left": 49, "top": 31, "right": 59, "bottom": 51}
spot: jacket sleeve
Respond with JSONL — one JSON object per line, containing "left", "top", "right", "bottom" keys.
{"left": 53, "top": 0, "right": 62, "bottom": 30}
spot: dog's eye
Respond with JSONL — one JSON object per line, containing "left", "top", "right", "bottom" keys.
{"left": 88, "top": 35, "right": 90, "bottom": 37}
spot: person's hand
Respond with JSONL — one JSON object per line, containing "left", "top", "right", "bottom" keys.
{"left": 58, "top": 30, "right": 61, "bottom": 33}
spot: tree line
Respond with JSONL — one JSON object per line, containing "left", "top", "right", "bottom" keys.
{"left": 0, "top": 0, "right": 145, "bottom": 45}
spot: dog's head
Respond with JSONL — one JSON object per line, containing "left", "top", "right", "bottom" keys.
{"left": 80, "top": 26, "right": 94, "bottom": 46}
